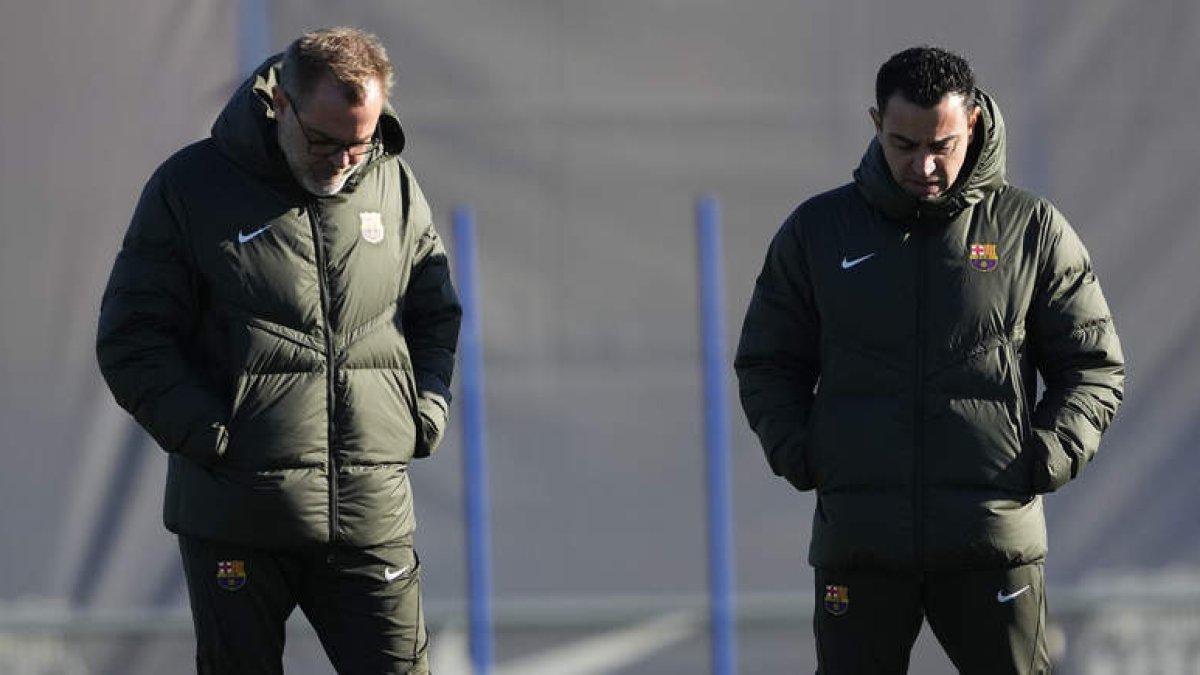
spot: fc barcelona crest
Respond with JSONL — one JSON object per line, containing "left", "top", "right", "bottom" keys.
{"left": 360, "top": 211, "right": 385, "bottom": 244}
{"left": 824, "top": 584, "right": 849, "bottom": 616}
{"left": 216, "top": 560, "right": 247, "bottom": 591}
{"left": 968, "top": 243, "right": 999, "bottom": 272}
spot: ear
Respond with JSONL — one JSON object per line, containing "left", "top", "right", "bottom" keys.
{"left": 869, "top": 107, "right": 882, "bottom": 133}
{"left": 271, "top": 85, "right": 289, "bottom": 115}
{"left": 967, "top": 105, "right": 981, "bottom": 138}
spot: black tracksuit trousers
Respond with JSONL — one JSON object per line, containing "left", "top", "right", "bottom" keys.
{"left": 814, "top": 563, "right": 1050, "bottom": 674}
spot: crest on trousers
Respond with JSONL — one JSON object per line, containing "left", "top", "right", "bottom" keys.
{"left": 360, "top": 211, "right": 385, "bottom": 243}
{"left": 824, "top": 584, "right": 849, "bottom": 616}
{"left": 216, "top": 560, "right": 247, "bottom": 591}
{"left": 969, "top": 243, "right": 999, "bottom": 272}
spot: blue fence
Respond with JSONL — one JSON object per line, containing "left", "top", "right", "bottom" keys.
{"left": 697, "top": 196, "right": 738, "bottom": 675}
{"left": 453, "top": 206, "right": 496, "bottom": 675}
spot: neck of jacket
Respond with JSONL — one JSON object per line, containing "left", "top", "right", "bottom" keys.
{"left": 208, "top": 54, "right": 407, "bottom": 196}
{"left": 853, "top": 88, "right": 1008, "bottom": 226}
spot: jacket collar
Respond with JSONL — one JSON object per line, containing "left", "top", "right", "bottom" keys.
{"left": 853, "top": 88, "right": 1007, "bottom": 225}
{"left": 210, "top": 54, "right": 406, "bottom": 195}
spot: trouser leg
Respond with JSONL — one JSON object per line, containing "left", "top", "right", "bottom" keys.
{"left": 299, "top": 538, "right": 429, "bottom": 675}
{"left": 813, "top": 567, "right": 924, "bottom": 675}
{"left": 178, "top": 535, "right": 299, "bottom": 675}
{"left": 923, "top": 563, "right": 1050, "bottom": 675}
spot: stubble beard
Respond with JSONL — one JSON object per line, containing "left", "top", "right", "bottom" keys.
{"left": 277, "top": 122, "right": 357, "bottom": 197}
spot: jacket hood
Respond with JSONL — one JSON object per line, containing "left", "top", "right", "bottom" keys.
{"left": 211, "top": 54, "right": 406, "bottom": 189}
{"left": 854, "top": 88, "right": 1006, "bottom": 225}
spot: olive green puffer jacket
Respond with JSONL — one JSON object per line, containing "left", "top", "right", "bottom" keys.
{"left": 97, "top": 57, "right": 461, "bottom": 549}
{"left": 735, "top": 90, "right": 1124, "bottom": 570}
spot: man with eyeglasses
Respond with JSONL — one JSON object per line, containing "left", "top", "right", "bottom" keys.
{"left": 97, "top": 27, "right": 460, "bottom": 674}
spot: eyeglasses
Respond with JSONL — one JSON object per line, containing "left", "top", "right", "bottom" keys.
{"left": 284, "top": 91, "right": 380, "bottom": 161}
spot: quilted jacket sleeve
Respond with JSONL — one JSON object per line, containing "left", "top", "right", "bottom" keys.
{"left": 400, "top": 165, "right": 463, "bottom": 458}
{"left": 96, "top": 167, "right": 229, "bottom": 463}
{"left": 734, "top": 212, "right": 822, "bottom": 490}
{"left": 1028, "top": 205, "right": 1125, "bottom": 492}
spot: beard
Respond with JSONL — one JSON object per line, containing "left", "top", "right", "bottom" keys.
{"left": 277, "top": 121, "right": 361, "bottom": 197}
{"left": 294, "top": 163, "right": 357, "bottom": 197}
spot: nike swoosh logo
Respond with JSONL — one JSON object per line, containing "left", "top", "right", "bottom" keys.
{"left": 997, "top": 585, "right": 1031, "bottom": 603}
{"left": 237, "top": 224, "right": 272, "bottom": 244}
{"left": 841, "top": 252, "right": 876, "bottom": 269}
{"left": 384, "top": 566, "right": 410, "bottom": 583}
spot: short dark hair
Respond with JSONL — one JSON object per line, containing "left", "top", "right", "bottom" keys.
{"left": 875, "top": 46, "right": 976, "bottom": 114}
{"left": 280, "top": 27, "right": 393, "bottom": 106}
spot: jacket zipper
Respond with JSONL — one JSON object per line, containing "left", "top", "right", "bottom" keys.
{"left": 307, "top": 204, "right": 339, "bottom": 544}
{"left": 912, "top": 228, "right": 926, "bottom": 566}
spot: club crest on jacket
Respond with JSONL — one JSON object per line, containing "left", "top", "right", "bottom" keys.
{"left": 360, "top": 211, "right": 385, "bottom": 243}
{"left": 968, "top": 243, "right": 999, "bottom": 272}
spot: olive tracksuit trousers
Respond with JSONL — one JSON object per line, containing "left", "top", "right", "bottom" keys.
{"left": 179, "top": 535, "right": 429, "bottom": 674}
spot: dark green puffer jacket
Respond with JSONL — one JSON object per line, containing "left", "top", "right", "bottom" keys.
{"left": 735, "top": 90, "right": 1124, "bottom": 570}
{"left": 97, "top": 57, "right": 462, "bottom": 549}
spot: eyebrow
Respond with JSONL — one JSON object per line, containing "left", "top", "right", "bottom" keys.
{"left": 300, "top": 115, "right": 376, "bottom": 146}
{"left": 886, "top": 132, "right": 959, "bottom": 148}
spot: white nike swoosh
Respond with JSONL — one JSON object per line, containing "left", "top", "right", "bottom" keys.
{"left": 237, "top": 224, "right": 272, "bottom": 244}
{"left": 996, "top": 585, "right": 1031, "bottom": 603}
{"left": 841, "top": 252, "right": 877, "bottom": 269}
{"left": 384, "top": 566, "right": 410, "bottom": 582}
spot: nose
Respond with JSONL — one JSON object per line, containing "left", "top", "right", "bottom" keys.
{"left": 911, "top": 151, "right": 935, "bottom": 177}
{"left": 911, "top": 151, "right": 937, "bottom": 177}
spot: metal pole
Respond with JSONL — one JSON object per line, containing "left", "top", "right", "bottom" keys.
{"left": 697, "top": 195, "right": 738, "bottom": 675}
{"left": 237, "top": 0, "right": 270, "bottom": 77}
{"left": 453, "top": 206, "right": 494, "bottom": 675}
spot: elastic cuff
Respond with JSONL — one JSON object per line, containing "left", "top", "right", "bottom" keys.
{"left": 180, "top": 421, "right": 228, "bottom": 465}
{"left": 413, "top": 394, "right": 447, "bottom": 459}
{"left": 1032, "top": 429, "right": 1072, "bottom": 493}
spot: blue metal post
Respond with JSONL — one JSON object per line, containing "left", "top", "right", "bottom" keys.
{"left": 453, "top": 206, "right": 494, "bottom": 675}
{"left": 697, "top": 195, "right": 738, "bottom": 675}
{"left": 237, "top": 0, "right": 270, "bottom": 77}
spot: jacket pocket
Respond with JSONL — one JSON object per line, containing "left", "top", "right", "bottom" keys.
{"left": 218, "top": 371, "right": 251, "bottom": 463}
{"left": 227, "top": 372, "right": 248, "bottom": 426}
{"left": 1002, "top": 338, "right": 1039, "bottom": 493}
{"left": 799, "top": 402, "right": 822, "bottom": 489}
{"left": 395, "top": 362, "right": 428, "bottom": 459}
{"left": 1004, "top": 341, "right": 1033, "bottom": 445}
